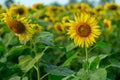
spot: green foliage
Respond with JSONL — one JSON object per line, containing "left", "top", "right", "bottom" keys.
{"left": 46, "top": 65, "right": 74, "bottom": 76}
{"left": 19, "top": 47, "right": 48, "bottom": 73}
{"left": 9, "top": 76, "right": 21, "bottom": 80}
{"left": 0, "top": 0, "right": 120, "bottom": 80}
{"left": 90, "top": 68, "right": 107, "bottom": 80}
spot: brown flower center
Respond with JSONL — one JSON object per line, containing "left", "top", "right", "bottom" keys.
{"left": 76, "top": 23, "right": 91, "bottom": 37}
{"left": 104, "top": 23, "right": 109, "bottom": 28}
{"left": 7, "top": 20, "right": 26, "bottom": 34}
{"left": 108, "top": 5, "right": 118, "bottom": 10}
{"left": 15, "top": 8, "right": 24, "bottom": 15}
{"left": 57, "top": 25, "right": 63, "bottom": 32}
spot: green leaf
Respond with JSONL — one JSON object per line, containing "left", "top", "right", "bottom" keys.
{"left": 90, "top": 68, "right": 107, "bottom": 80}
{"left": 65, "top": 42, "right": 76, "bottom": 52}
{"left": 3, "top": 32, "right": 14, "bottom": 47}
{"left": 9, "top": 76, "right": 20, "bottom": 80}
{"left": 22, "top": 77, "right": 28, "bottom": 80}
{"left": 34, "top": 31, "right": 54, "bottom": 45}
{"left": 62, "top": 52, "right": 78, "bottom": 66}
{"left": 83, "top": 61, "right": 89, "bottom": 70}
{"left": 109, "top": 59, "right": 120, "bottom": 68}
{"left": 35, "top": 31, "right": 53, "bottom": 41}
{"left": 7, "top": 45, "right": 25, "bottom": 60}
{"left": 19, "top": 47, "right": 48, "bottom": 72}
{"left": 0, "top": 41, "right": 5, "bottom": 52}
{"left": 89, "top": 54, "right": 108, "bottom": 63}
{"left": 89, "top": 57, "right": 100, "bottom": 70}
{"left": 46, "top": 65, "right": 74, "bottom": 76}
{"left": 99, "top": 54, "right": 108, "bottom": 60}
{"left": 19, "top": 55, "right": 32, "bottom": 71}
{"left": 96, "top": 41, "right": 110, "bottom": 47}
{"left": 62, "top": 74, "right": 77, "bottom": 80}
{"left": 48, "top": 74, "right": 63, "bottom": 80}
{"left": 77, "top": 69, "right": 89, "bottom": 80}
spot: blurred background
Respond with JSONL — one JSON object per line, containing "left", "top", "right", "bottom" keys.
{"left": 0, "top": 0, "right": 120, "bottom": 7}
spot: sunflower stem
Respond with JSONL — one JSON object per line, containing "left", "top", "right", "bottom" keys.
{"left": 34, "top": 64, "right": 41, "bottom": 80}
{"left": 41, "top": 73, "right": 49, "bottom": 80}
{"left": 37, "top": 62, "right": 41, "bottom": 80}
{"left": 32, "top": 39, "right": 41, "bottom": 80}
{"left": 85, "top": 46, "right": 89, "bottom": 72}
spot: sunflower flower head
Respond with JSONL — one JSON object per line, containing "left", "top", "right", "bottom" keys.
{"left": 32, "top": 3, "right": 44, "bottom": 11}
{"left": 30, "top": 24, "right": 42, "bottom": 33}
{"left": 2, "top": 12, "right": 35, "bottom": 43}
{"left": 54, "top": 22, "right": 65, "bottom": 34}
{"left": 9, "top": 4, "right": 28, "bottom": 16}
{"left": 0, "top": 4, "right": 2, "bottom": 9}
{"left": 103, "top": 19, "right": 112, "bottom": 31}
{"left": 67, "top": 13, "right": 101, "bottom": 48}
{"left": 104, "top": 2, "right": 119, "bottom": 11}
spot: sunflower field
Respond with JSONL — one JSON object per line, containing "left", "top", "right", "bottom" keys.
{"left": 0, "top": 0, "right": 120, "bottom": 80}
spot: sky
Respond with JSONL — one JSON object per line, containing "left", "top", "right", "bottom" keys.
{"left": 0, "top": 0, "right": 120, "bottom": 7}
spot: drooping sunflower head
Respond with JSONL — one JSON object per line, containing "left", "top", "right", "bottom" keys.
{"left": 62, "top": 16, "right": 70, "bottom": 24}
{"left": 66, "top": 3, "right": 75, "bottom": 10}
{"left": 104, "top": 2, "right": 119, "bottom": 11}
{"left": 103, "top": 19, "right": 112, "bottom": 31}
{"left": 47, "top": 5, "right": 58, "bottom": 12}
{"left": 54, "top": 22, "right": 65, "bottom": 34}
{"left": 9, "top": 4, "right": 28, "bottom": 16}
{"left": 30, "top": 24, "right": 42, "bottom": 33}
{"left": 75, "top": 3, "right": 92, "bottom": 13}
{"left": 57, "top": 6, "right": 66, "bottom": 13}
{"left": 62, "top": 16, "right": 71, "bottom": 29}
{"left": 32, "top": 3, "right": 44, "bottom": 11}
{"left": 95, "top": 5, "right": 103, "bottom": 12}
{"left": 2, "top": 12, "right": 35, "bottom": 42}
{"left": 0, "top": 4, "right": 2, "bottom": 9}
{"left": 67, "top": 13, "right": 101, "bottom": 48}
{"left": 88, "top": 9, "right": 97, "bottom": 16}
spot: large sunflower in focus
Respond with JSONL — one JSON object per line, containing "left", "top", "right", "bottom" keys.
{"left": 3, "top": 12, "right": 35, "bottom": 42}
{"left": 67, "top": 13, "right": 101, "bottom": 48}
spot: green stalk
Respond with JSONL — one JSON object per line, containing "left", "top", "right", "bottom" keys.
{"left": 34, "top": 65, "right": 41, "bottom": 80}
{"left": 85, "top": 47, "right": 88, "bottom": 64}
{"left": 85, "top": 46, "right": 89, "bottom": 72}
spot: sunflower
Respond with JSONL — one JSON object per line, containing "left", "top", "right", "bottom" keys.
{"left": 9, "top": 4, "right": 28, "bottom": 16}
{"left": 0, "top": 4, "right": 2, "bottom": 9}
{"left": 30, "top": 24, "right": 42, "bottom": 33}
{"left": 104, "top": 2, "right": 119, "bottom": 11}
{"left": 54, "top": 22, "right": 65, "bottom": 34}
{"left": 57, "top": 6, "right": 66, "bottom": 13}
{"left": 95, "top": 5, "right": 103, "bottom": 12}
{"left": 67, "top": 13, "right": 101, "bottom": 48}
{"left": 62, "top": 16, "right": 71, "bottom": 29}
{"left": 103, "top": 19, "right": 112, "bottom": 31}
{"left": 3, "top": 12, "right": 35, "bottom": 42}
{"left": 32, "top": 3, "right": 44, "bottom": 11}
{"left": 75, "top": 3, "right": 92, "bottom": 13}
{"left": 66, "top": 3, "right": 75, "bottom": 10}
{"left": 62, "top": 16, "right": 70, "bottom": 24}
{"left": 47, "top": 5, "right": 58, "bottom": 12}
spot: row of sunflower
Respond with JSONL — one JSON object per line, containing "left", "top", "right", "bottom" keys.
{"left": 0, "top": 1, "right": 120, "bottom": 80}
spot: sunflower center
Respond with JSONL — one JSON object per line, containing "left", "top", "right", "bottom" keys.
{"left": 8, "top": 20, "right": 26, "bottom": 34}
{"left": 109, "top": 5, "right": 118, "bottom": 10}
{"left": 36, "top": 5, "right": 40, "bottom": 9}
{"left": 76, "top": 23, "right": 91, "bottom": 37}
{"left": 57, "top": 25, "right": 63, "bottom": 32}
{"left": 15, "top": 8, "right": 24, "bottom": 15}
{"left": 104, "top": 23, "right": 109, "bottom": 28}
